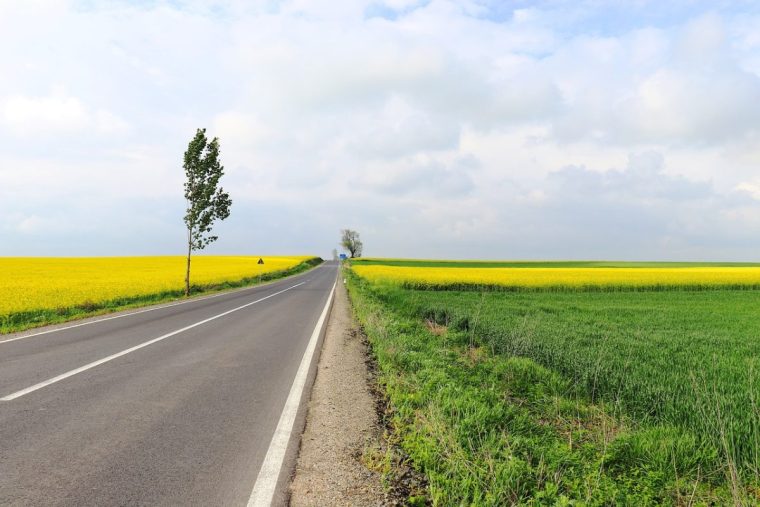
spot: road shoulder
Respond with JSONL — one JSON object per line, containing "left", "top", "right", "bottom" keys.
{"left": 289, "top": 279, "right": 385, "bottom": 506}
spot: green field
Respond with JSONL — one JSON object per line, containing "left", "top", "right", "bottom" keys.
{"left": 347, "top": 259, "right": 760, "bottom": 505}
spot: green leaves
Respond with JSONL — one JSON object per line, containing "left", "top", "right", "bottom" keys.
{"left": 341, "top": 229, "right": 363, "bottom": 258}
{"left": 183, "top": 128, "right": 232, "bottom": 251}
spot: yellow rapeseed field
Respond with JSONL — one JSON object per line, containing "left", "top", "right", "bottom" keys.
{"left": 352, "top": 265, "right": 760, "bottom": 290}
{"left": 1, "top": 256, "right": 313, "bottom": 316}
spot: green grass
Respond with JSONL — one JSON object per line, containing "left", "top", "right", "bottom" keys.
{"left": 347, "top": 270, "right": 760, "bottom": 505}
{"left": 352, "top": 258, "right": 760, "bottom": 268}
{"left": 0, "top": 257, "right": 323, "bottom": 335}
{"left": 385, "top": 288, "right": 760, "bottom": 471}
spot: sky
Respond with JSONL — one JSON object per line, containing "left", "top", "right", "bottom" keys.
{"left": 3, "top": 0, "right": 760, "bottom": 260}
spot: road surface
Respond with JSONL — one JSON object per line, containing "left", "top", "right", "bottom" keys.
{"left": 0, "top": 262, "right": 337, "bottom": 506}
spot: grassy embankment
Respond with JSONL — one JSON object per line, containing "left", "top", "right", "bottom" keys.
{"left": 347, "top": 259, "right": 760, "bottom": 505}
{"left": 1, "top": 256, "right": 322, "bottom": 334}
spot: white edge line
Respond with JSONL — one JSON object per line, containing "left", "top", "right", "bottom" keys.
{"left": 0, "top": 265, "right": 325, "bottom": 345}
{"left": 247, "top": 280, "right": 336, "bottom": 507}
{"left": 0, "top": 282, "right": 306, "bottom": 401}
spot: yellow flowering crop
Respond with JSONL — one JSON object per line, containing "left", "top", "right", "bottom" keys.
{"left": 1, "top": 255, "right": 313, "bottom": 316}
{"left": 352, "top": 265, "right": 760, "bottom": 290}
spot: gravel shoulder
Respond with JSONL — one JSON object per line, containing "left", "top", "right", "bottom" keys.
{"left": 289, "top": 279, "right": 385, "bottom": 506}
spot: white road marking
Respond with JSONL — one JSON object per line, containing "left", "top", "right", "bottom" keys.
{"left": 247, "top": 280, "right": 336, "bottom": 507}
{"left": 0, "top": 282, "right": 306, "bottom": 401}
{"left": 0, "top": 266, "right": 325, "bottom": 345}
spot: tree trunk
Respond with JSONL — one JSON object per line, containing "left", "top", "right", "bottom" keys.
{"left": 185, "top": 230, "right": 192, "bottom": 297}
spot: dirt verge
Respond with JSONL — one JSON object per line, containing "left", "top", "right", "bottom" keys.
{"left": 289, "top": 280, "right": 385, "bottom": 506}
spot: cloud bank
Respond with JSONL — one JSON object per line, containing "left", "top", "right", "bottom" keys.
{"left": 2, "top": 0, "right": 760, "bottom": 259}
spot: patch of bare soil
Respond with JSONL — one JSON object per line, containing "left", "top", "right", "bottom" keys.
{"left": 289, "top": 281, "right": 386, "bottom": 506}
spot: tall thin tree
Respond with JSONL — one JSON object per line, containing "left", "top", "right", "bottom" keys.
{"left": 183, "top": 128, "right": 232, "bottom": 296}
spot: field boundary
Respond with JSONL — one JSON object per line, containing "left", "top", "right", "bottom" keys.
{"left": 396, "top": 281, "right": 760, "bottom": 292}
{"left": 351, "top": 259, "right": 760, "bottom": 268}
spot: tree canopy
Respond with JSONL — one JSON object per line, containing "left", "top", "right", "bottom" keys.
{"left": 341, "top": 229, "right": 363, "bottom": 258}
{"left": 183, "top": 128, "right": 232, "bottom": 296}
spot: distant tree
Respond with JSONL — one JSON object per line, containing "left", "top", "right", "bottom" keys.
{"left": 340, "top": 229, "right": 363, "bottom": 258}
{"left": 183, "top": 128, "right": 232, "bottom": 296}
{"left": 331, "top": 248, "right": 339, "bottom": 261}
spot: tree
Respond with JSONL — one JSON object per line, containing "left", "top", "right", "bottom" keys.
{"left": 340, "top": 229, "right": 363, "bottom": 258}
{"left": 331, "top": 248, "right": 339, "bottom": 261}
{"left": 183, "top": 128, "right": 232, "bottom": 296}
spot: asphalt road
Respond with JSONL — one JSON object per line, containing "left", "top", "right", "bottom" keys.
{"left": 0, "top": 262, "right": 338, "bottom": 506}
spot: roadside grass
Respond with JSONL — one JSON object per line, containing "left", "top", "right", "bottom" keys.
{"left": 0, "top": 257, "right": 322, "bottom": 335}
{"left": 346, "top": 270, "right": 758, "bottom": 505}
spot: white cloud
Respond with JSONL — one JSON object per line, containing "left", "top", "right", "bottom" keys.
{"left": 0, "top": 93, "right": 128, "bottom": 137}
{"left": 15, "top": 215, "right": 62, "bottom": 234}
{"left": 213, "top": 112, "right": 269, "bottom": 144}
{"left": 2, "top": 1, "right": 760, "bottom": 259}
{"left": 1, "top": 94, "right": 88, "bottom": 134}
{"left": 614, "top": 67, "right": 760, "bottom": 144}
{"left": 736, "top": 182, "right": 760, "bottom": 200}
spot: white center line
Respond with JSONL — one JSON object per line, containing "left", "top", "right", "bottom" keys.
{"left": 247, "top": 280, "right": 336, "bottom": 507}
{"left": 0, "top": 282, "right": 306, "bottom": 402}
